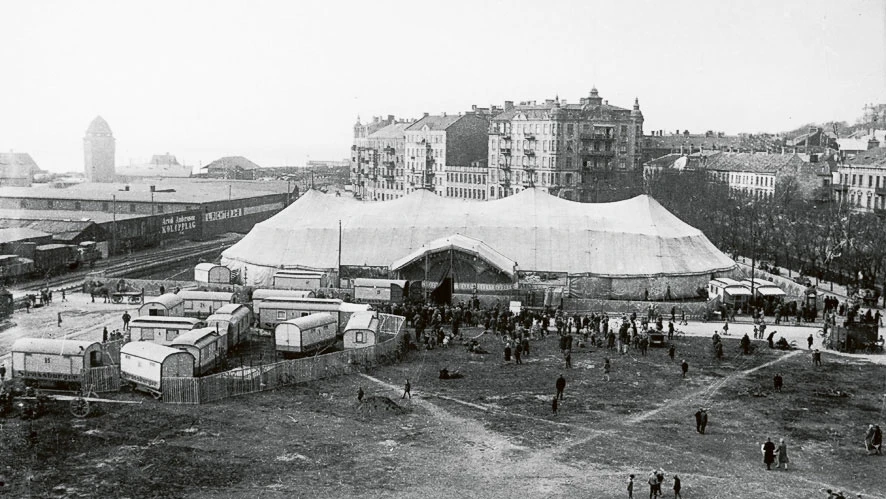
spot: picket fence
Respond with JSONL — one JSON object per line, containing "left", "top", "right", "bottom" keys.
{"left": 81, "top": 365, "right": 121, "bottom": 393}
{"left": 162, "top": 313, "right": 405, "bottom": 405}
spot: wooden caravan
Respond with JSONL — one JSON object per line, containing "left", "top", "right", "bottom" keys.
{"left": 353, "top": 278, "right": 408, "bottom": 304}
{"left": 205, "top": 303, "right": 253, "bottom": 352}
{"left": 339, "top": 302, "right": 372, "bottom": 331}
{"left": 272, "top": 270, "right": 325, "bottom": 290}
{"left": 120, "top": 341, "right": 195, "bottom": 397}
{"left": 251, "top": 288, "right": 315, "bottom": 315}
{"left": 274, "top": 312, "right": 338, "bottom": 356}
{"left": 707, "top": 278, "right": 751, "bottom": 309}
{"left": 194, "top": 263, "right": 232, "bottom": 285}
{"left": 342, "top": 311, "right": 381, "bottom": 349}
{"left": 128, "top": 316, "right": 205, "bottom": 346}
{"left": 258, "top": 297, "right": 343, "bottom": 330}
{"left": 170, "top": 327, "right": 222, "bottom": 376}
{"left": 179, "top": 290, "right": 234, "bottom": 319}
{"left": 138, "top": 293, "right": 185, "bottom": 317}
{"left": 11, "top": 338, "right": 107, "bottom": 386}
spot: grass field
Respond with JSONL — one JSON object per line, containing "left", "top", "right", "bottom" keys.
{"left": 1, "top": 327, "right": 884, "bottom": 499}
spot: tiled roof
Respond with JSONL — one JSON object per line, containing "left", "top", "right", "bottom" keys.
{"left": 644, "top": 153, "right": 683, "bottom": 168}
{"left": 703, "top": 152, "right": 806, "bottom": 174}
{"left": 368, "top": 122, "right": 410, "bottom": 139}
{"left": 203, "top": 156, "right": 262, "bottom": 171}
{"left": 643, "top": 134, "right": 743, "bottom": 149}
{"left": 846, "top": 147, "right": 886, "bottom": 166}
{"left": 406, "top": 115, "right": 464, "bottom": 131}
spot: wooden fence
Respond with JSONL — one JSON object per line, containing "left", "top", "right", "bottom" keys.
{"left": 81, "top": 365, "right": 121, "bottom": 393}
{"left": 162, "top": 314, "right": 405, "bottom": 405}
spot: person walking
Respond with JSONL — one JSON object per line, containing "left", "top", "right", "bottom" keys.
{"left": 700, "top": 409, "right": 708, "bottom": 434}
{"left": 122, "top": 312, "right": 131, "bottom": 331}
{"left": 514, "top": 344, "right": 522, "bottom": 365}
{"left": 647, "top": 471, "right": 658, "bottom": 499}
{"left": 57, "top": 312, "right": 62, "bottom": 328}
{"left": 357, "top": 386, "right": 364, "bottom": 402}
{"left": 762, "top": 437, "right": 776, "bottom": 470}
{"left": 504, "top": 342, "right": 512, "bottom": 362}
{"left": 807, "top": 333, "right": 814, "bottom": 349}
{"left": 102, "top": 327, "right": 109, "bottom": 343}
{"left": 627, "top": 474, "right": 634, "bottom": 499}
{"left": 773, "top": 373, "right": 783, "bottom": 391}
{"left": 873, "top": 425, "right": 882, "bottom": 455}
{"left": 61, "top": 290, "right": 66, "bottom": 302}
{"left": 722, "top": 320, "right": 729, "bottom": 336}
{"left": 673, "top": 475, "right": 682, "bottom": 499}
{"left": 865, "top": 424, "right": 876, "bottom": 454}
{"left": 551, "top": 395, "right": 559, "bottom": 415}
{"left": 668, "top": 344, "right": 676, "bottom": 361}
{"left": 564, "top": 350, "right": 572, "bottom": 369}
{"left": 555, "top": 374, "right": 566, "bottom": 400}
{"left": 603, "top": 357, "right": 611, "bottom": 382}
{"left": 695, "top": 409, "right": 703, "bottom": 433}
{"left": 401, "top": 379, "right": 411, "bottom": 399}
{"left": 0, "top": 363, "right": 6, "bottom": 382}
{"left": 681, "top": 359, "right": 688, "bottom": 378}
{"left": 812, "top": 349, "right": 822, "bottom": 366}
{"left": 741, "top": 333, "right": 751, "bottom": 355}
{"left": 776, "top": 438, "right": 790, "bottom": 469}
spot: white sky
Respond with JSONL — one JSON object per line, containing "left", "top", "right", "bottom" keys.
{"left": 1, "top": 0, "right": 884, "bottom": 173}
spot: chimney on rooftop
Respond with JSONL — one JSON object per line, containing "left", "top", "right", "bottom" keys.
{"left": 423, "top": 112, "right": 429, "bottom": 118}
{"left": 504, "top": 101, "right": 514, "bottom": 111}
{"left": 604, "top": 100, "right": 608, "bottom": 105}
{"left": 868, "top": 136, "right": 880, "bottom": 150}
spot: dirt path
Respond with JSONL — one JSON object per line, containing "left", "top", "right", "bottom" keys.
{"left": 628, "top": 350, "right": 803, "bottom": 424}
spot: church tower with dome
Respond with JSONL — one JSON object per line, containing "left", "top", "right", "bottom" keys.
{"left": 83, "top": 116, "right": 116, "bottom": 182}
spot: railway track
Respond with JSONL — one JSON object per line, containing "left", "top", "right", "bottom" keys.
{"left": 14, "top": 237, "right": 240, "bottom": 292}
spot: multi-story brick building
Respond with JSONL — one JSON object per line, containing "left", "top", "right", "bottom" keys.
{"left": 444, "top": 160, "right": 489, "bottom": 200}
{"left": 487, "top": 88, "right": 644, "bottom": 200}
{"left": 404, "top": 113, "right": 489, "bottom": 196}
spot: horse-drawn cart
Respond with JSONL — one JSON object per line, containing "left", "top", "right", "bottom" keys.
{"left": 111, "top": 290, "right": 143, "bottom": 304}
{"left": 5, "top": 387, "right": 141, "bottom": 419}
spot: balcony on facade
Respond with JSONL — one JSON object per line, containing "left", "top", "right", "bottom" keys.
{"left": 525, "top": 133, "right": 536, "bottom": 141}
{"left": 501, "top": 134, "right": 511, "bottom": 141}
{"left": 833, "top": 184, "right": 849, "bottom": 192}
{"left": 581, "top": 149, "right": 615, "bottom": 157}
{"left": 580, "top": 132, "right": 614, "bottom": 140}
{"left": 501, "top": 147, "right": 512, "bottom": 156}
{"left": 875, "top": 187, "right": 886, "bottom": 196}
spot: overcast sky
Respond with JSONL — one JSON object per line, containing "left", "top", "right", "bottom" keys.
{"left": 1, "top": 0, "right": 884, "bottom": 173}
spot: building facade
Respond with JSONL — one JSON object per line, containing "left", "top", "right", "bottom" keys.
{"left": 444, "top": 160, "right": 489, "bottom": 200}
{"left": 84, "top": 116, "right": 116, "bottom": 182}
{"left": 404, "top": 113, "right": 488, "bottom": 196}
{"left": 351, "top": 121, "right": 411, "bottom": 201}
{"left": 832, "top": 146, "right": 886, "bottom": 213}
{"left": 0, "top": 152, "right": 40, "bottom": 187}
{"left": 487, "top": 88, "right": 643, "bottom": 200}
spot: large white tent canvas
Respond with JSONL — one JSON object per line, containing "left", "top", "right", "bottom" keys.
{"left": 221, "top": 188, "right": 736, "bottom": 292}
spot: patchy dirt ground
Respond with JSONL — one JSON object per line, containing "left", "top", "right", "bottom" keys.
{"left": 1, "top": 323, "right": 885, "bottom": 499}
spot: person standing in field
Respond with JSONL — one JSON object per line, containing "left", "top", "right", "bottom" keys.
{"left": 681, "top": 359, "right": 689, "bottom": 378}
{"left": 627, "top": 474, "right": 634, "bottom": 498}
{"left": 776, "top": 438, "right": 790, "bottom": 469}
{"left": 603, "top": 357, "right": 611, "bottom": 382}
{"left": 673, "top": 475, "right": 682, "bottom": 499}
{"left": 555, "top": 374, "right": 566, "bottom": 400}
{"left": 762, "top": 437, "right": 776, "bottom": 470}
{"left": 401, "top": 379, "right": 411, "bottom": 399}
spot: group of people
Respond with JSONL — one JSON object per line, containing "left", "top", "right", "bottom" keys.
{"left": 761, "top": 437, "right": 790, "bottom": 470}
{"left": 626, "top": 469, "right": 681, "bottom": 499}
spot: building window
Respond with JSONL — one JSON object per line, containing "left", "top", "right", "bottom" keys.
{"left": 355, "top": 331, "right": 364, "bottom": 343}
{"left": 20, "top": 200, "right": 26, "bottom": 209}
{"left": 621, "top": 125, "right": 628, "bottom": 135}
{"left": 47, "top": 200, "right": 53, "bottom": 208}
{"left": 157, "top": 204, "right": 164, "bottom": 213}
{"left": 102, "top": 202, "right": 109, "bottom": 211}
{"left": 130, "top": 204, "right": 136, "bottom": 213}
{"left": 74, "top": 201, "right": 81, "bottom": 210}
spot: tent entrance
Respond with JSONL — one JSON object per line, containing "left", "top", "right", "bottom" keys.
{"left": 430, "top": 277, "right": 452, "bottom": 305}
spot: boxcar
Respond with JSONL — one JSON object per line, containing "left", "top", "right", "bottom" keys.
{"left": 272, "top": 270, "right": 325, "bottom": 290}
{"left": 138, "top": 293, "right": 185, "bottom": 317}
{"left": 275, "top": 312, "right": 338, "bottom": 356}
{"left": 194, "top": 263, "right": 232, "bottom": 285}
{"left": 0, "top": 255, "right": 35, "bottom": 283}
{"left": 170, "top": 327, "right": 222, "bottom": 376}
{"left": 120, "top": 341, "right": 195, "bottom": 397}
{"left": 353, "top": 278, "right": 408, "bottom": 304}
{"left": 251, "top": 288, "right": 315, "bottom": 315}
{"left": 342, "top": 311, "right": 381, "bottom": 349}
{"left": 179, "top": 290, "right": 234, "bottom": 319}
{"left": 205, "top": 303, "right": 253, "bottom": 352}
{"left": 10, "top": 338, "right": 106, "bottom": 386}
{"left": 33, "top": 243, "right": 78, "bottom": 273}
{"left": 128, "top": 316, "right": 206, "bottom": 345}
{"left": 0, "top": 287, "right": 13, "bottom": 319}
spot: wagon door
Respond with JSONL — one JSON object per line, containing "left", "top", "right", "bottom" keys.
{"left": 89, "top": 350, "right": 102, "bottom": 367}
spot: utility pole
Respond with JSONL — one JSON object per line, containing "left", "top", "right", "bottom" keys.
{"left": 337, "top": 219, "right": 342, "bottom": 288}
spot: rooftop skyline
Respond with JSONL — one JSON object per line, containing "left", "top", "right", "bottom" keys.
{"left": 1, "top": 0, "right": 884, "bottom": 173}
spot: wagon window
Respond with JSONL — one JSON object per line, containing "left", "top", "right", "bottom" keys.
{"left": 167, "top": 330, "right": 178, "bottom": 342}
{"left": 276, "top": 310, "right": 286, "bottom": 320}
{"left": 355, "top": 332, "right": 364, "bottom": 343}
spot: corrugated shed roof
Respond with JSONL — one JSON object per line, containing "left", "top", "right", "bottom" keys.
{"left": 0, "top": 227, "right": 51, "bottom": 243}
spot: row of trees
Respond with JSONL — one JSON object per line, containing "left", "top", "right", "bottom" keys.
{"left": 644, "top": 169, "right": 886, "bottom": 293}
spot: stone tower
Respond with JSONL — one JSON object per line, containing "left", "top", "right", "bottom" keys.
{"left": 84, "top": 116, "right": 116, "bottom": 182}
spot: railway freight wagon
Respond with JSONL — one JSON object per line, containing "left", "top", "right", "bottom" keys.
{"left": 33, "top": 244, "right": 79, "bottom": 274}
{"left": 179, "top": 290, "right": 234, "bottom": 319}
{"left": 353, "top": 278, "right": 408, "bottom": 304}
{"left": 194, "top": 263, "right": 232, "bottom": 285}
{"left": 258, "top": 297, "right": 371, "bottom": 331}
{"left": 0, "top": 287, "right": 13, "bottom": 319}
{"left": 205, "top": 303, "right": 253, "bottom": 352}
{"left": 274, "top": 312, "right": 338, "bottom": 357}
{"left": 10, "top": 338, "right": 107, "bottom": 386}
{"left": 0, "top": 255, "right": 35, "bottom": 283}
{"left": 128, "top": 316, "right": 206, "bottom": 345}
{"left": 342, "top": 310, "right": 381, "bottom": 349}
{"left": 251, "top": 289, "right": 315, "bottom": 316}
{"left": 138, "top": 293, "right": 185, "bottom": 317}
{"left": 170, "top": 327, "right": 223, "bottom": 375}
{"left": 120, "top": 341, "right": 195, "bottom": 398}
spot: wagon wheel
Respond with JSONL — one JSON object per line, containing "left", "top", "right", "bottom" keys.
{"left": 70, "top": 397, "right": 91, "bottom": 418}
{"left": 129, "top": 296, "right": 141, "bottom": 304}
{"left": 111, "top": 295, "right": 123, "bottom": 304}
